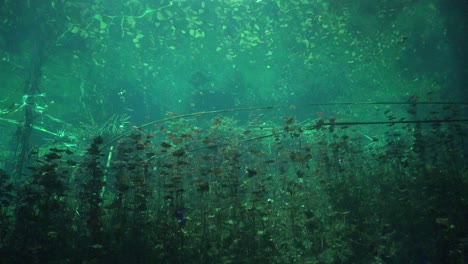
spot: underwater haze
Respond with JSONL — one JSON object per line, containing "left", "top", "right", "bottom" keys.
{"left": 0, "top": 0, "right": 467, "bottom": 263}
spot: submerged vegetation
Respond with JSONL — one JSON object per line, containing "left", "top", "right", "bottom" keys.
{"left": 0, "top": 0, "right": 467, "bottom": 263}
{"left": 1, "top": 100, "right": 467, "bottom": 263}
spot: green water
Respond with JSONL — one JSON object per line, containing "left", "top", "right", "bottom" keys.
{"left": 0, "top": 0, "right": 467, "bottom": 263}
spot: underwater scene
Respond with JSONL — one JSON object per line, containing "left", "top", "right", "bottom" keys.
{"left": 0, "top": 0, "right": 467, "bottom": 263}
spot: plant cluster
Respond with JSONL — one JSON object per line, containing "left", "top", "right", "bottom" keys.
{"left": 0, "top": 103, "right": 466, "bottom": 264}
